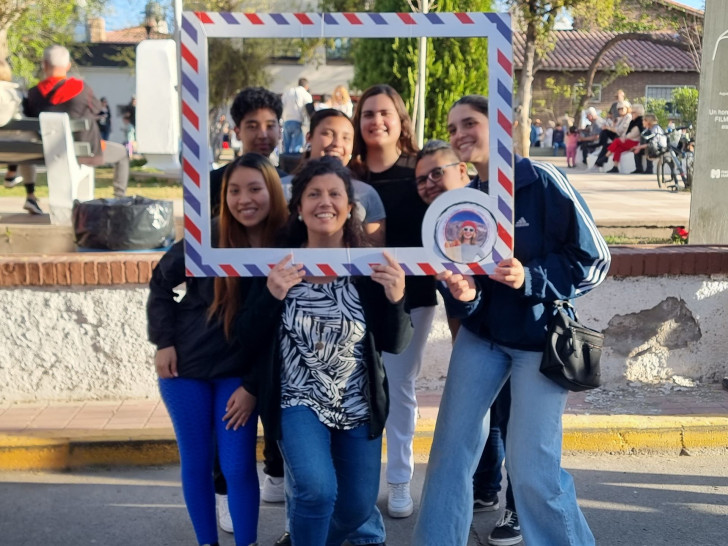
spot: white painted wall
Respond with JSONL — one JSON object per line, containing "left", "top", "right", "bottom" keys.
{"left": 76, "top": 66, "right": 136, "bottom": 145}
{"left": 2, "top": 275, "right": 727, "bottom": 403}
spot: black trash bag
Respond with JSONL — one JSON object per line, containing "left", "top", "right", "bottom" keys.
{"left": 72, "top": 196, "right": 175, "bottom": 250}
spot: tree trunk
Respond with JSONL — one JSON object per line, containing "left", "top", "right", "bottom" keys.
{"left": 514, "top": 20, "right": 539, "bottom": 158}
{"left": 571, "top": 32, "right": 691, "bottom": 121}
{"left": 0, "top": 27, "right": 8, "bottom": 64}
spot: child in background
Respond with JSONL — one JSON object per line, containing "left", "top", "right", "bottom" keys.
{"left": 552, "top": 122, "right": 565, "bottom": 155}
{"left": 122, "top": 113, "right": 136, "bottom": 158}
{"left": 565, "top": 125, "right": 579, "bottom": 168}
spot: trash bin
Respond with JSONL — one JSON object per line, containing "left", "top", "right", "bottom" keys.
{"left": 72, "top": 196, "right": 175, "bottom": 250}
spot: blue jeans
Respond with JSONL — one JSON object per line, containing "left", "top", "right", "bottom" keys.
{"left": 282, "top": 120, "right": 304, "bottom": 153}
{"left": 473, "top": 379, "right": 515, "bottom": 511}
{"left": 278, "top": 405, "right": 383, "bottom": 546}
{"left": 413, "top": 327, "right": 594, "bottom": 546}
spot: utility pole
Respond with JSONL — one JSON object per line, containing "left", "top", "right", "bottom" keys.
{"left": 415, "top": 0, "right": 429, "bottom": 148}
{"left": 688, "top": 0, "right": 728, "bottom": 243}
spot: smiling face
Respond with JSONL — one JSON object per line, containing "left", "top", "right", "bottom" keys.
{"left": 447, "top": 104, "right": 490, "bottom": 168}
{"left": 298, "top": 173, "right": 353, "bottom": 247}
{"left": 359, "top": 93, "right": 402, "bottom": 152}
{"left": 234, "top": 107, "right": 280, "bottom": 157}
{"left": 414, "top": 150, "right": 469, "bottom": 205}
{"left": 308, "top": 116, "right": 354, "bottom": 165}
{"left": 225, "top": 166, "right": 271, "bottom": 231}
{"left": 460, "top": 223, "right": 476, "bottom": 242}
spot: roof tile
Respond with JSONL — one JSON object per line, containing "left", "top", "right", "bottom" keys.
{"left": 513, "top": 30, "right": 697, "bottom": 72}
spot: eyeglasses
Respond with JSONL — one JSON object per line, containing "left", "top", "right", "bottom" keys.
{"left": 461, "top": 226, "right": 475, "bottom": 232}
{"left": 415, "top": 162, "right": 460, "bottom": 187}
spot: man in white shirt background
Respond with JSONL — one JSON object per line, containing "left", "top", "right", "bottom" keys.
{"left": 281, "top": 78, "right": 312, "bottom": 154}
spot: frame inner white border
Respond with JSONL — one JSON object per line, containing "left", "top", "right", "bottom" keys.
{"left": 181, "top": 11, "right": 514, "bottom": 277}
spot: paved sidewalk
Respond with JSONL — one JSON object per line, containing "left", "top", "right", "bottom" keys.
{"left": 1, "top": 383, "right": 726, "bottom": 471}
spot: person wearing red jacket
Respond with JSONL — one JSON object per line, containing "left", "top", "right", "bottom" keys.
{"left": 24, "top": 45, "right": 129, "bottom": 213}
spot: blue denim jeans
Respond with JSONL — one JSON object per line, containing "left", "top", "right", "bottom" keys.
{"left": 278, "top": 405, "right": 383, "bottom": 546}
{"left": 413, "top": 327, "right": 595, "bottom": 546}
{"left": 473, "top": 379, "right": 515, "bottom": 511}
{"left": 282, "top": 120, "right": 304, "bottom": 154}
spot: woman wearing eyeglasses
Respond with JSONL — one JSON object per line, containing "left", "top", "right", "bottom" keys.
{"left": 349, "top": 84, "right": 437, "bottom": 519}
{"left": 413, "top": 95, "right": 611, "bottom": 546}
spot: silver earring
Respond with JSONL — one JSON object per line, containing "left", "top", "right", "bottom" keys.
{"left": 298, "top": 214, "right": 303, "bottom": 221}
{"left": 347, "top": 213, "right": 351, "bottom": 219}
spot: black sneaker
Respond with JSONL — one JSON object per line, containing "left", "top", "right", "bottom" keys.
{"left": 488, "top": 509, "right": 522, "bottom": 546}
{"left": 473, "top": 493, "right": 500, "bottom": 512}
{"left": 274, "top": 531, "right": 291, "bottom": 546}
{"left": 23, "top": 197, "right": 43, "bottom": 215}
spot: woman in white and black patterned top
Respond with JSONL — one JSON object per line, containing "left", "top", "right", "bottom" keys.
{"left": 238, "top": 156, "right": 413, "bottom": 545}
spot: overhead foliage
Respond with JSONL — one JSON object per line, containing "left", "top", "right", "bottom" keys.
{"left": 3, "top": 0, "right": 106, "bottom": 86}
{"left": 347, "top": 0, "right": 493, "bottom": 141}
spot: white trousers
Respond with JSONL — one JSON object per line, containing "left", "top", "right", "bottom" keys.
{"left": 382, "top": 305, "right": 436, "bottom": 484}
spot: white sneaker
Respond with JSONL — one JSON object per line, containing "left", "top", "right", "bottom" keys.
{"left": 261, "top": 475, "right": 285, "bottom": 503}
{"left": 387, "top": 482, "right": 414, "bottom": 518}
{"left": 215, "top": 493, "right": 233, "bottom": 533}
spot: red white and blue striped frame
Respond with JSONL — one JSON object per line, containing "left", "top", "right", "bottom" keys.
{"left": 181, "top": 11, "right": 513, "bottom": 277}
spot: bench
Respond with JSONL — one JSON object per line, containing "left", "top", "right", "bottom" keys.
{"left": 0, "top": 114, "right": 95, "bottom": 225}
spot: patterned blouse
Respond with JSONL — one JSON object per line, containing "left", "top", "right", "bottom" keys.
{"left": 279, "top": 278, "right": 370, "bottom": 429}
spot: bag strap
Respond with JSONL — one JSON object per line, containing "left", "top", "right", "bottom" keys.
{"left": 554, "top": 299, "right": 580, "bottom": 322}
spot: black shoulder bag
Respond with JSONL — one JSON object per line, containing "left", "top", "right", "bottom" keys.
{"left": 540, "top": 300, "right": 603, "bottom": 392}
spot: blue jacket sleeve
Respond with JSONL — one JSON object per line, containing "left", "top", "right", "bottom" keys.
{"left": 522, "top": 163, "right": 611, "bottom": 302}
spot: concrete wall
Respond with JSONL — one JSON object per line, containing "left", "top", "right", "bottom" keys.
{"left": 1, "top": 249, "right": 727, "bottom": 403}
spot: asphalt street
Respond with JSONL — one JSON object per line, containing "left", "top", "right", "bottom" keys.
{"left": 0, "top": 452, "right": 726, "bottom": 546}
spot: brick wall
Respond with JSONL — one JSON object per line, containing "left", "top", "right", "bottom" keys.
{"left": 0, "top": 253, "right": 163, "bottom": 287}
{"left": 2, "top": 247, "right": 728, "bottom": 288}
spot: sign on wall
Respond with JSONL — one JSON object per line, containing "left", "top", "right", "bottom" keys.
{"left": 180, "top": 11, "right": 514, "bottom": 276}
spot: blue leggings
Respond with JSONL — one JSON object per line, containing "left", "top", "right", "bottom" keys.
{"left": 159, "top": 377, "right": 259, "bottom": 545}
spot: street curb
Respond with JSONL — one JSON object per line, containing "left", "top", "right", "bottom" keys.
{"left": 2, "top": 415, "right": 727, "bottom": 471}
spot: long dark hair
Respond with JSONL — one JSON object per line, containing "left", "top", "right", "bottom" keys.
{"left": 350, "top": 84, "right": 418, "bottom": 176}
{"left": 209, "top": 153, "right": 288, "bottom": 338}
{"left": 285, "top": 156, "right": 365, "bottom": 248}
{"left": 293, "top": 108, "right": 354, "bottom": 173}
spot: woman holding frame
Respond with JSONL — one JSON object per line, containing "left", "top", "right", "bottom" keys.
{"left": 413, "top": 95, "right": 610, "bottom": 545}
{"left": 237, "top": 156, "right": 413, "bottom": 545}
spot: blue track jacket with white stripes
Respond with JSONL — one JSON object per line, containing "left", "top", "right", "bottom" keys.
{"left": 444, "top": 155, "right": 611, "bottom": 351}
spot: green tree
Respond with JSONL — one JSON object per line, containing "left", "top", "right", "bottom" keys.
{"left": 187, "top": 1, "right": 273, "bottom": 113}
{"left": 643, "top": 97, "right": 670, "bottom": 127}
{"left": 349, "top": 0, "right": 492, "bottom": 141}
{"left": 505, "top": 0, "right": 630, "bottom": 156}
{"left": 672, "top": 86, "right": 699, "bottom": 129}
{"left": 2, "top": 0, "right": 106, "bottom": 86}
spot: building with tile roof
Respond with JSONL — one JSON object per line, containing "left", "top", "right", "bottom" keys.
{"left": 514, "top": 0, "right": 704, "bottom": 123}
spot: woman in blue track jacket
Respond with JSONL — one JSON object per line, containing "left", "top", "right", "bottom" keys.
{"left": 413, "top": 95, "right": 611, "bottom": 546}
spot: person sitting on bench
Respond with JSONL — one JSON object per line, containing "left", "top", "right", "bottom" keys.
{"left": 0, "top": 59, "right": 41, "bottom": 214}
{"left": 24, "top": 45, "right": 129, "bottom": 213}
{"left": 577, "top": 107, "right": 604, "bottom": 165}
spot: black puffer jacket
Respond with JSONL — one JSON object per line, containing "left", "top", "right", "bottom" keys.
{"left": 147, "top": 239, "right": 253, "bottom": 380}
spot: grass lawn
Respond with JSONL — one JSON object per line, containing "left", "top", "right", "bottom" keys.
{"left": 2, "top": 167, "right": 184, "bottom": 200}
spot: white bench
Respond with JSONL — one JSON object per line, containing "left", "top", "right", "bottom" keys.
{"left": 39, "top": 113, "right": 95, "bottom": 225}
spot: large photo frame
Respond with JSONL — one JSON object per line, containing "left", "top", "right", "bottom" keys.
{"left": 181, "top": 11, "right": 514, "bottom": 277}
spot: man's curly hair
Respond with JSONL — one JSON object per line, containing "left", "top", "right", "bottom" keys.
{"left": 230, "top": 87, "right": 283, "bottom": 127}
